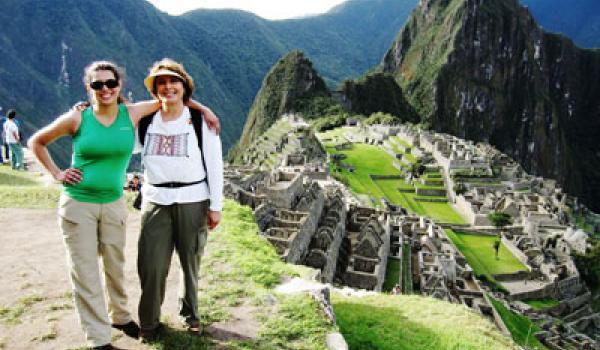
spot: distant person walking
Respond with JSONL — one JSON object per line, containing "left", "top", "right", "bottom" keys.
{"left": 136, "top": 59, "right": 223, "bottom": 341}
{"left": 0, "top": 112, "right": 5, "bottom": 164}
{"left": 28, "top": 60, "right": 219, "bottom": 350}
{"left": 3, "top": 109, "right": 24, "bottom": 170}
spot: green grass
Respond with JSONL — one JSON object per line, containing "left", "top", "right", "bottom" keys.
{"left": 383, "top": 258, "right": 400, "bottom": 292}
{"left": 332, "top": 293, "right": 517, "bottom": 350}
{"left": 401, "top": 243, "right": 413, "bottom": 294}
{"left": 321, "top": 139, "right": 466, "bottom": 223}
{"left": 488, "top": 296, "right": 548, "bottom": 350}
{"left": 523, "top": 299, "right": 560, "bottom": 311}
{"left": 187, "top": 200, "right": 333, "bottom": 350}
{"left": 445, "top": 230, "right": 527, "bottom": 283}
{"left": 0, "top": 294, "right": 46, "bottom": 325}
{"left": 327, "top": 143, "right": 401, "bottom": 203}
{"left": 0, "top": 167, "right": 61, "bottom": 208}
{"left": 373, "top": 179, "right": 465, "bottom": 224}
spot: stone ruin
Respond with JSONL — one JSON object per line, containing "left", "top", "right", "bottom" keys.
{"left": 226, "top": 120, "right": 600, "bottom": 348}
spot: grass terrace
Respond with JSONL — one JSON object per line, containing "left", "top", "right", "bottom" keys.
{"left": 373, "top": 178, "right": 465, "bottom": 224}
{"left": 488, "top": 296, "right": 548, "bottom": 350}
{"left": 445, "top": 230, "right": 528, "bottom": 285}
{"left": 524, "top": 299, "right": 560, "bottom": 311}
{"left": 319, "top": 131, "right": 467, "bottom": 223}
{"left": 383, "top": 258, "right": 400, "bottom": 292}
{"left": 332, "top": 293, "right": 518, "bottom": 350}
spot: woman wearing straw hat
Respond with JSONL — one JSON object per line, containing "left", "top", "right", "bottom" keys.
{"left": 136, "top": 58, "right": 223, "bottom": 341}
{"left": 28, "top": 60, "right": 219, "bottom": 350}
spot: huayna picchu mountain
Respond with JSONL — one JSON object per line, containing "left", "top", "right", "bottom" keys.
{"left": 382, "top": 0, "right": 600, "bottom": 211}
{"left": 232, "top": 51, "right": 331, "bottom": 160}
{"left": 231, "top": 51, "right": 419, "bottom": 161}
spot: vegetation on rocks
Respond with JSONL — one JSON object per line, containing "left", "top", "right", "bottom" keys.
{"left": 232, "top": 51, "right": 330, "bottom": 161}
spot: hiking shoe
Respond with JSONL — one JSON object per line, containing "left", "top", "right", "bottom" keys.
{"left": 92, "top": 344, "right": 126, "bottom": 350}
{"left": 112, "top": 321, "right": 140, "bottom": 339}
{"left": 139, "top": 323, "right": 165, "bottom": 343}
{"left": 185, "top": 319, "right": 203, "bottom": 335}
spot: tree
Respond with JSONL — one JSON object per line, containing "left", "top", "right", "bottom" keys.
{"left": 410, "top": 160, "right": 425, "bottom": 178}
{"left": 488, "top": 212, "right": 512, "bottom": 235}
{"left": 493, "top": 240, "right": 501, "bottom": 260}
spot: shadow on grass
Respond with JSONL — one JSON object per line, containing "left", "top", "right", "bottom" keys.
{"left": 333, "top": 301, "right": 451, "bottom": 350}
{"left": 146, "top": 324, "right": 211, "bottom": 350}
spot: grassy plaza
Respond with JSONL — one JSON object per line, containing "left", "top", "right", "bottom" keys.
{"left": 319, "top": 135, "right": 467, "bottom": 224}
{"left": 444, "top": 230, "right": 528, "bottom": 279}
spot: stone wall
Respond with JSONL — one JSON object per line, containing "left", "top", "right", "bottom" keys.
{"left": 501, "top": 236, "right": 530, "bottom": 268}
{"left": 286, "top": 192, "right": 325, "bottom": 264}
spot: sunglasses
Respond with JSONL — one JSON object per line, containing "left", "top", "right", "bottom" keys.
{"left": 89, "top": 79, "right": 119, "bottom": 90}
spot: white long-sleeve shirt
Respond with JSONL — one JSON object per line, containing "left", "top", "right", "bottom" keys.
{"left": 137, "top": 107, "right": 223, "bottom": 211}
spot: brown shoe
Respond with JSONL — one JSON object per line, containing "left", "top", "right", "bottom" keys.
{"left": 186, "top": 320, "right": 203, "bottom": 335}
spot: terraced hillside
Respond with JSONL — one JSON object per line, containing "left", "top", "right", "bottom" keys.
{"left": 317, "top": 126, "right": 466, "bottom": 224}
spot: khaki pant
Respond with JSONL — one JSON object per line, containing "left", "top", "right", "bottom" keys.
{"left": 58, "top": 194, "right": 132, "bottom": 347}
{"left": 137, "top": 200, "right": 208, "bottom": 331}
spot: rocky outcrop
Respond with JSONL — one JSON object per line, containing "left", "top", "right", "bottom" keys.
{"left": 382, "top": 0, "right": 600, "bottom": 211}
{"left": 232, "top": 51, "right": 329, "bottom": 161}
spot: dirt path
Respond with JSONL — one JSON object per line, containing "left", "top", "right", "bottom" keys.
{"left": 0, "top": 208, "right": 186, "bottom": 350}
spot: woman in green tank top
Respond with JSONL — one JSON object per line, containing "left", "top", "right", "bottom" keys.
{"left": 28, "top": 61, "right": 219, "bottom": 350}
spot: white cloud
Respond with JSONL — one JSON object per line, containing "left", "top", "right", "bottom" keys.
{"left": 145, "top": 0, "right": 347, "bottom": 20}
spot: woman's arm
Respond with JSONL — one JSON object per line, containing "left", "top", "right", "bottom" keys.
{"left": 187, "top": 100, "right": 221, "bottom": 134}
{"left": 127, "top": 99, "right": 221, "bottom": 133}
{"left": 126, "top": 100, "right": 161, "bottom": 127}
{"left": 28, "top": 111, "right": 82, "bottom": 184}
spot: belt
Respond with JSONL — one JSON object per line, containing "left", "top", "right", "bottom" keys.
{"left": 151, "top": 179, "right": 206, "bottom": 188}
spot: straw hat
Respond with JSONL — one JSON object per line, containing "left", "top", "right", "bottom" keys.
{"left": 143, "top": 69, "right": 185, "bottom": 94}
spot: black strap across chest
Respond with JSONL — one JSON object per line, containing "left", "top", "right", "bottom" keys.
{"left": 138, "top": 108, "right": 208, "bottom": 186}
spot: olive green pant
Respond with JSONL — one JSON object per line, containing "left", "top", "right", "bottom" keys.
{"left": 137, "top": 200, "right": 208, "bottom": 331}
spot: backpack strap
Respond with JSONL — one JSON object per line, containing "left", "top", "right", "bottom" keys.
{"left": 138, "top": 112, "right": 155, "bottom": 145}
{"left": 138, "top": 108, "right": 208, "bottom": 185}
{"left": 189, "top": 108, "right": 209, "bottom": 186}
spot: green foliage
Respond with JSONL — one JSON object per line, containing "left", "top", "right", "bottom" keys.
{"left": 341, "top": 72, "right": 417, "bottom": 121}
{"left": 488, "top": 212, "right": 513, "bottom": 230}
{"left": 293, "top": 96, "right": 344, "bottom": 119}
{"left": 333, "top": 293, "right": 518, "bottom": 350}
{"left": 234, "top": 51, "right": 330, "bottom": 160}
{"left": 453, "top": 183, "right": 467, "bottom": 195}
{"left": 383, "top": 259, "right": 401, "bottom": 292}
{"left": 488, "top": 296, "right": 548, "bottom": 350}
{"left": 311, "top": 113, "right": 355, "bottom": 132}
{"left": 363, "top": 112, "right": 399, "bottom": 126}
{"left": 523, "top": 299, "right": 560, "bottom": 311}
{"left": 574, "top": 241, "right": 600, "bottom": 292}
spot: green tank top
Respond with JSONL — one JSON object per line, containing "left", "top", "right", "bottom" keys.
{"left": 64, "top": 104, "right": 134, "bottom": 203}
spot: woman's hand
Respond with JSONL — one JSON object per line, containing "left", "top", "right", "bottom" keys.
{"left": 186, "top": 100, "right": 221, "bottom": 134}
{"left": 55, "top": 168, "right": 83, "bottom": 185}
{"left": 71, "top": 101, "right": 90, "bottom": 112}
{"left": 207, "top": 210, "right": 221, "bottom": 230}
{"left": 202, "top": 107, "right": 221, "bottom": 134}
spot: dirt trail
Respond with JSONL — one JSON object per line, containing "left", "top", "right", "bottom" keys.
{"left": 0, "top": 208, "right": 184, "bottom": 350}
